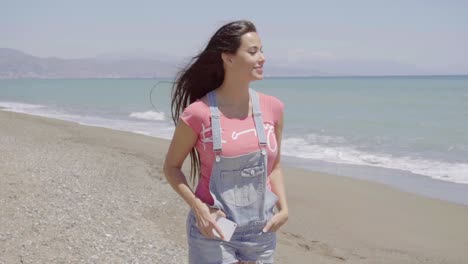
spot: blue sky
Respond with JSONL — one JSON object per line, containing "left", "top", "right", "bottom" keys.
{"left": 2, "top": 0, "right": 468, "bottom": 75}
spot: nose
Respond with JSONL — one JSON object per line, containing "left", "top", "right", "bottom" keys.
{"left": 259, "top": 52, "right": 266, "bottom": 63}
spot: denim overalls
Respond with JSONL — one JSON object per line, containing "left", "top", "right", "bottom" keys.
{"left": 187, "top": 89, "right": 278, "bottom": 264}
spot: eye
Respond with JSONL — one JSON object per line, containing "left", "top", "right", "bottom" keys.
{"left": 248, "top": 48, "right": 263, "bottom": 55}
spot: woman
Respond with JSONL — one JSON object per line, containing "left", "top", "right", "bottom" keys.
{"left": 163, "top": 20, "right": 288, "bottom": 264}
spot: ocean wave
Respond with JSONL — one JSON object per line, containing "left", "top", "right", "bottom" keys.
{"left": 129, "top": 111, "right": 165, "bottom": 121}
{"left": 2, "top": 100, "right": 467, "bottom": 185}
{"left": 0, "top": 101, "right": 173, "bottom": 139}
{"left": 0, "top": 101, "right": 45, "bottom": 112}
{"left": 282, "top": 136, "right": 468, "bottom": 184}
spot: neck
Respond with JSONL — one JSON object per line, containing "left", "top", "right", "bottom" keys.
{"left": 217, "top": 73, "right": 251, "bottom": 106}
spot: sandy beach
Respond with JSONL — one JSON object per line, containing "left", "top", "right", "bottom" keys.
{"left": 1, "top": 110, "right": 468, "bottom": 264}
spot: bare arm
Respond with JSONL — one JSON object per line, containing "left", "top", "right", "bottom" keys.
{"left": 163, "top": 119, "right": 200, "bottom": 208}
{"left": 263, "top": 112, "right": 289, "bottom": 232}
{"left": 163, "top": 119, "right": 226, "bottom": 240}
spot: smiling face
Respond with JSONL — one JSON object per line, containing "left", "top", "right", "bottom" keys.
{"left": 223, "top": 32, "right": 266, "bottom": 81}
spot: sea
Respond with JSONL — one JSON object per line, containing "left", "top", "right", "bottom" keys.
{"left": 1, "top": 76, "right": 468, "bottom": 205}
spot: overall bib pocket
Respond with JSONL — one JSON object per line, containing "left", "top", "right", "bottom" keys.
{"left": 220, "top": 165, "right": 264, "bottom": 207}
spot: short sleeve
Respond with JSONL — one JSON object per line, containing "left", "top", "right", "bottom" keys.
{"left": 269, "top": 95, "right": 285, "bottom": 125}
{"left": 180, "top": 101, "right": 206, "bottom": 135}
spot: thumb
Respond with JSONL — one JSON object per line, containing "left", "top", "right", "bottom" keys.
{"left": 217, "top": 210, "right": 227, "bottom": 218}
{"left": 263, "top": 220, "right": 272, "bottom": 233}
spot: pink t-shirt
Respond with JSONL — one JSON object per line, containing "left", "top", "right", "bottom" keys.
{"left": 180, "top": 92, "right": 284, "bottom": 206}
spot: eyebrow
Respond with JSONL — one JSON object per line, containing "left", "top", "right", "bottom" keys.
{"left": 248, "top": 46, "right": 263, "bottom": 50}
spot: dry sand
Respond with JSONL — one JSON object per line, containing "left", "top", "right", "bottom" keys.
{"left": 1, "top": 110, "right": 468, "bottom": 263}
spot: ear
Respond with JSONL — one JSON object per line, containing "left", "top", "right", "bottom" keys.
{"left": 221, "top": 52, "right": 233, "bottom": 65}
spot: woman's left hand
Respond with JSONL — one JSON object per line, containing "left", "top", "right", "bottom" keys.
{"left": 262, "top": 210, "right": 289, "bottom": 232}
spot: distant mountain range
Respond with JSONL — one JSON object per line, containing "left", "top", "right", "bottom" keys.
{"left": 0, "top": 48, "right": 440, "bottom": 79}
{"left": 0, "top": 48, "right": 329, "bottom": 79}
{"left": 0, "top": 48, "right": 180, "bottom": 79}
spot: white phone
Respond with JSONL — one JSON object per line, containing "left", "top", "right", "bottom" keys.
{"left": 212, "top": 216, "right": 237, "bottom": 242}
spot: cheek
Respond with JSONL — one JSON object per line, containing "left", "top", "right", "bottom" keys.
{"left": 236, "top": 55, "right": 256, "bottom": 68}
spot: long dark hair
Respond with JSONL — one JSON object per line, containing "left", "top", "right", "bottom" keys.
{"left": 171, "top": 20, "right": 257, "bottom": 184}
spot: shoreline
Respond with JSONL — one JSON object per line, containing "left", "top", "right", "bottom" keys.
{"left": 1, "top": 110, "right": 468, "bottom": 263}
{"left": 283, "top": 155, "right": 468, "bottom": 206}
{"left": 2, "top": 107, "right": 467, "bottom": 206}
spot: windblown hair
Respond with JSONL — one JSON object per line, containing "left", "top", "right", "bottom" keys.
{"left": 170, "top": 20, "right": 257, "bottom": 184}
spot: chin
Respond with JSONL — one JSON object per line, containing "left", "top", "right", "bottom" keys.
{"left": 251, "top": 73, "right": 264, "bottom": 81}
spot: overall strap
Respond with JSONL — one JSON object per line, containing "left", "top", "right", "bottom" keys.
{"left": 207, "top": 91, "right": 223, "bottom": 156}
{"left": 249, "top": 88, "right": 267, "bottom": 153}
{"left": 208, "top": 89, "right": 267, "bottom": 159}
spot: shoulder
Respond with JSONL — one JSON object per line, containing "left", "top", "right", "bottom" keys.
{"left": 180, "top": 99, "right": 210, "bottom": 134}
{"left": 182, "top": 98, "right": 210, "bottom": 116}
{"left": 257, "top": 91, "right": 284, "bottom": 114}
{"left": 256, "top": 91, "right": 284, "bottom": 125}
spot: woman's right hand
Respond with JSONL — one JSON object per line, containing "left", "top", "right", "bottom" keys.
{"left": 191, "top": 199, "right": 227, "bottom": 240}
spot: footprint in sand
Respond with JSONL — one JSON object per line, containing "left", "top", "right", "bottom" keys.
{"left": 280, "top": 231, "right": 358, "bottom": 262}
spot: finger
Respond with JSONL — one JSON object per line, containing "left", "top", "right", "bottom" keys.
{"left": 212, "top": 222, "right": 225, "bottom": 241}
{"left": 208, "top": 207, "right": 221, "bottom": 214}
{"left": 203, "top": 229, "right": 215, "bottom": 239}
{"left": 269, "top": 223, "right": 278, "bottom": 232}
{"left": 196, "top": 221, "right": 215, "bottom": 239}
{"left": 200, "top": 227, "right": 217, "bottom": 239}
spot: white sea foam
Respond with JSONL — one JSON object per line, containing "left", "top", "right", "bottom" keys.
{"left": 0, "top": 102, "right": 45, "bottom": 112}
{"left": 0, "top": 101, "right": 173, "bottom": 139}
{"left": 282, "top": 136, "right": 468, "bottom": 184}
{"left": 129, "top": 111, "right": 165, "bottom": 121}
{"left": 2, "top": 101, "right": 467, "bottom": 185}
